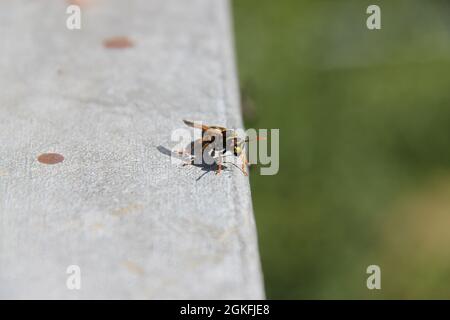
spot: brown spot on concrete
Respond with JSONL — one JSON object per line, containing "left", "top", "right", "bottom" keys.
{"left": 111, "top": 204, "right": 143, "bottom": 217}
{"left": 103, "top": 36, "right": 134, "bottom": 49}
{"left": 37, "top": 153, "right": 64, "bottom": 165}
{"left": 123, "top": 261, "right": 145, "bottom": 276}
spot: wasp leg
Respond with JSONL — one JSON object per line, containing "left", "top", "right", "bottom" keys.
{"left": 174, "top": 149, "right": 193, "bottom": 162}
{"left": 215, "top": 159, "right": 222, "bottom": 175}
{"left": 182, "top": 158, "right": 195, "bottom": 167}
{"left": 240, "top": 153, "right": 249, "bottom": 176}
{"left": 216, "top": 162, "right": 222, "bottom": 175}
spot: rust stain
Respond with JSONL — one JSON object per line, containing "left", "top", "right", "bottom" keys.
{"left": 103, "top": 36, "right": 134, "bottom": 49}
{"left": 37, "top": 153, "right": 64, "bottom": 165}
{"left": 123, "top": 261, "right": 145, "bottom": 276}
{"left": 111, "top": 204, "right": 143, "bottom": 217}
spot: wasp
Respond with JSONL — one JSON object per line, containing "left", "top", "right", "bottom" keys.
{"left": 176, "top": 120, "right": 253, "bottom": 176}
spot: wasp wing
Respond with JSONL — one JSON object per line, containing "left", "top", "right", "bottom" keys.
{"left": 183, "top": 120, "right": 228, "bottom": 132}
{"left": 183, "top": 120, "right": 211, "bottom": 131}
{"left": 183, "top": 120, "right": 231, "bottom": 148}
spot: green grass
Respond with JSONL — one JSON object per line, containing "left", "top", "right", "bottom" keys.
{"left": 232, "top": 0, "right": 450, "bottom": 299}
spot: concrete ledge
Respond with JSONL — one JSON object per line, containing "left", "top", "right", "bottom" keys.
{"left": 0, "top": 0, "right": 264, "bottom": 299}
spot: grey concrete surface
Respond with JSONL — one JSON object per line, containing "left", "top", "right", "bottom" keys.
{"left": 0, "top": 0, "right": 264, "bottom": 299}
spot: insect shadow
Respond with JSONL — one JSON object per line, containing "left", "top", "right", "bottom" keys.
{"left": 156, "top": 145, "right": 232, "bottom": 181}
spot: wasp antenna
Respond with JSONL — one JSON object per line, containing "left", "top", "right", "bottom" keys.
{"left": 183, "top": 119, "right": 194, "bottom": 126}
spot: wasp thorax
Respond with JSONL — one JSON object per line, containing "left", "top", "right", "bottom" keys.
{"left": 180, "top": 120, "right": 250, "bottom": 176}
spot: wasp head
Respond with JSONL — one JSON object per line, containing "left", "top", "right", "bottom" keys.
{"left": 233, "top": 139, "right": 246, "bottom": 156}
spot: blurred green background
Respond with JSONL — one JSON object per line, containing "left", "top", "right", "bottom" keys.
{"left": 232, "top": 0, "right": 450, "bottom": 299}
